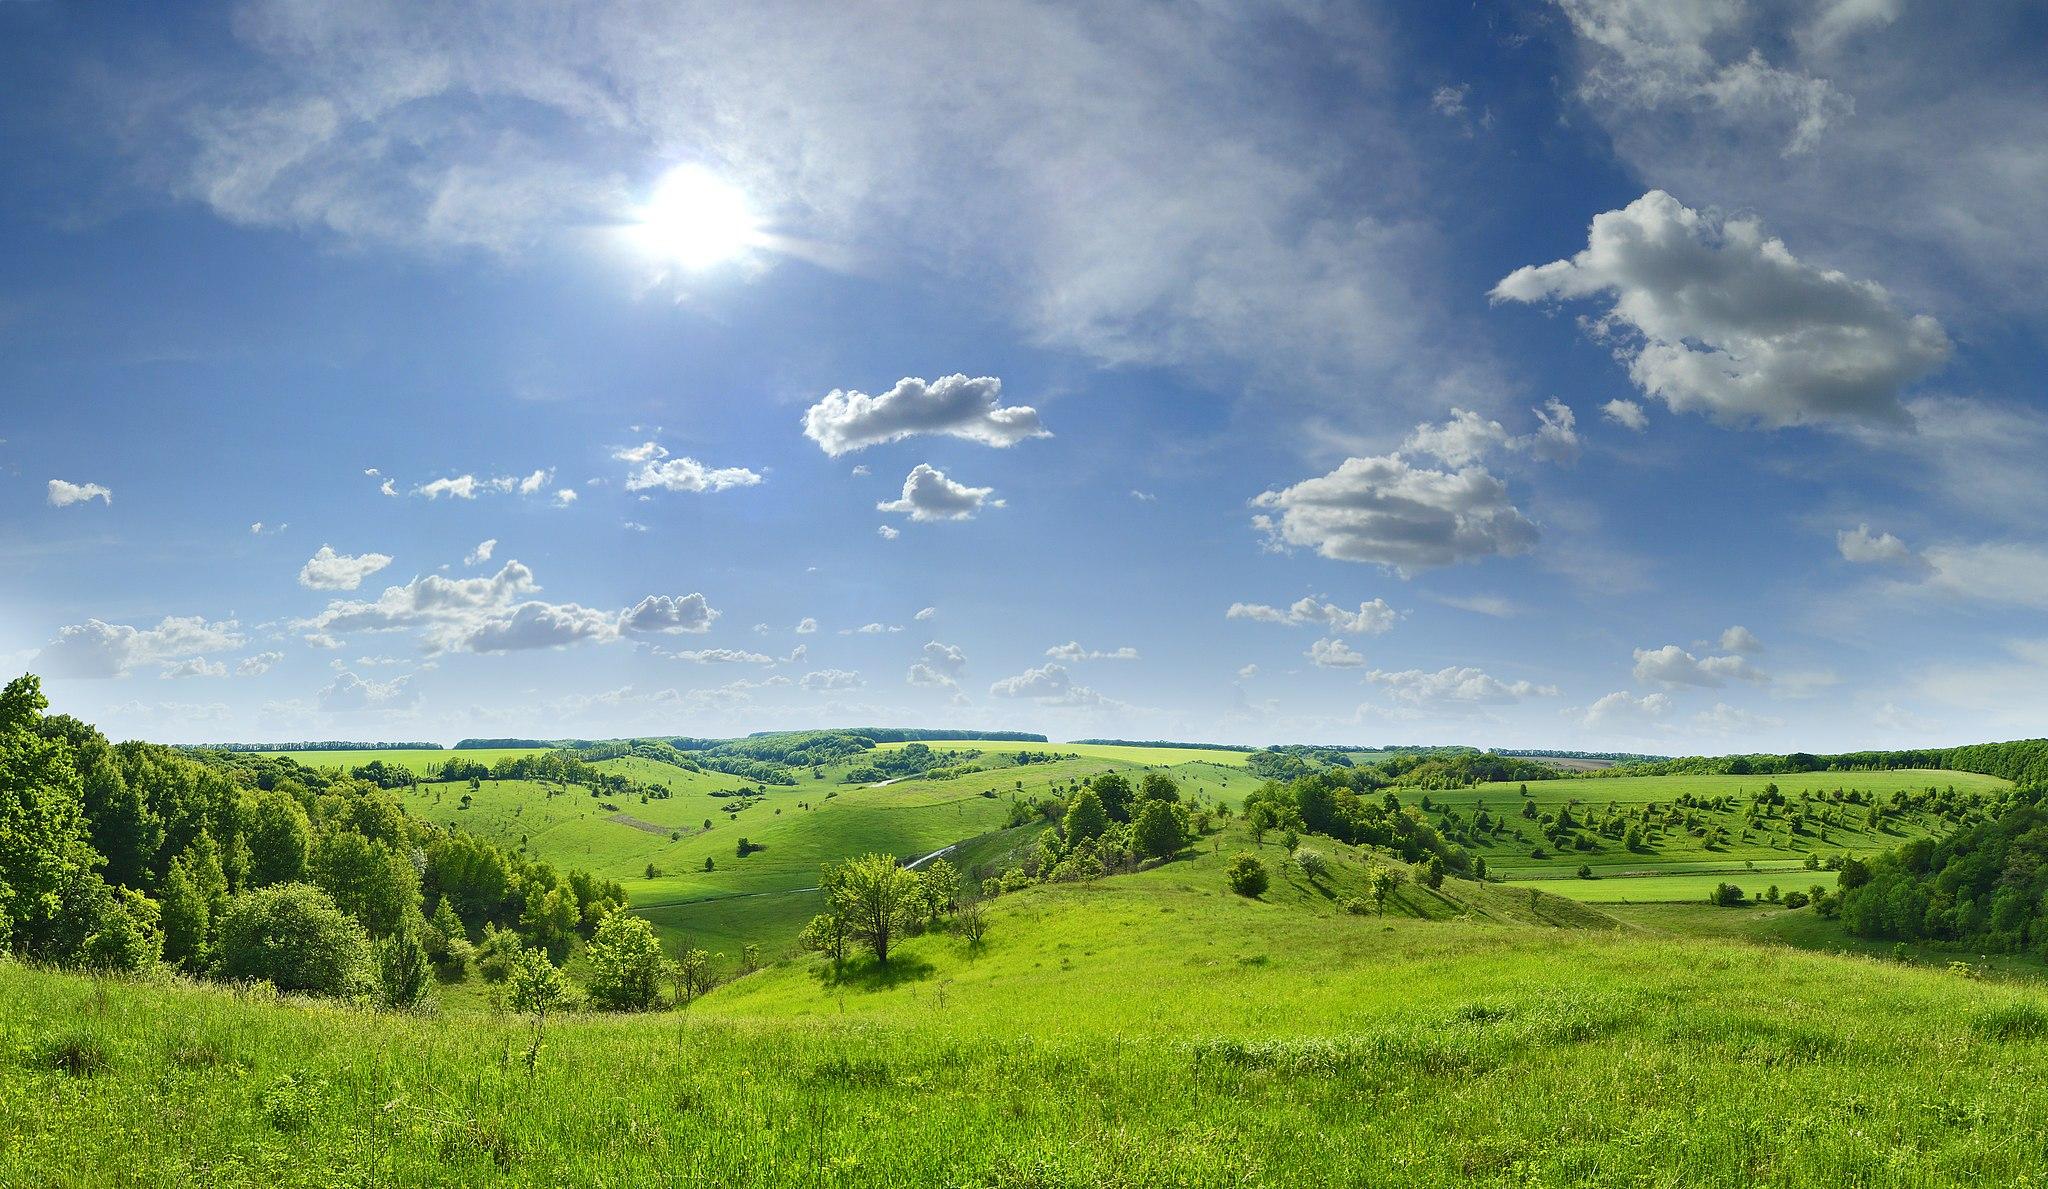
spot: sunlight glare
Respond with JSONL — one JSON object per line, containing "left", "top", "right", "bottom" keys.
{"left": 632, "top": 165, "right": 761, "bottom": 271}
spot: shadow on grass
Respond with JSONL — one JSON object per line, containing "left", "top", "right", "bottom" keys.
{"left": 812, "top": 953, "right": 938, "bottom": 991}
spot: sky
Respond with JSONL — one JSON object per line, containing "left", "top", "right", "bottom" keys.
{"left": 3, "top": 0, "right": 2046, "bottom": 753}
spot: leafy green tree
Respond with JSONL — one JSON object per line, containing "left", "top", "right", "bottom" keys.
{"left": 1135, "top": 799, "right": 1186, "bottom": 860}
{"left": 799, "top": 911, "right": 849, "bottom": 964}
{"left": 1090, "top": 774, "right": 1136, "bottom": 822}
{"left": 584, "top": 910, "right": 665, "bottom": 1011}
{"left": 670, "top": 947, "right": 715, "bottom": 1006}
{"left": 159, "top": 854, "right": 211, "bottom": 970}
{"left": 920, "top": 858, "right": 961, "bottom": 923}
{"left": 1421, "top": 856, "right": 1445, "bottom": 890}
{"left": 245, "top": 789, "right": 311, "bottom": 887}
{"left": 377, "top": 920, "right": 433, "bottom": 1010}
{"left": 1225, "top": 852, "right": 1269, "bottom": 897}
{"left": 0, "top": 675, "right": 102, "bottom": 957}
{"left": 956, "top": 898, "right": 989, "bottom": 947}
{"left": 829, "top": 853, "right": 920, "bottom": 965}
{"left": 1139, "top": 772, "right": 1180, "bottom": 803}
{"left": 81, "top": 886, "right": 161, "bottom": 973}
{"left": 313, "top": 832, "right": 421, "bottom": 938}
{"left": 214, "top": 882, "right": 376, "bottom": 998}
{"left": 1293, "top": 846, "right": 1330, "bottom": 884}
{"left": 520, "top": 884, "right": 579, "bottom": 963}
{"left": 1064, "top": 790, "right": 1109, "bottom": 843}
{"left": 426, "top": 833, "right": 513, "bottom": 929}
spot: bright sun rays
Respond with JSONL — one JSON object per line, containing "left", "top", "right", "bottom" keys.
{"left": 629, "top": 164, "right": 763, "bottom": 271}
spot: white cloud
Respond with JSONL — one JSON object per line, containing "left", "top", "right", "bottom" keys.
{"left": 1717, "top": 625, "right": 1763, "bottom": 655}
{"left": 1493, "top": 191, "right": 1949, "bottom": 429}
{"left": 988, "top": 662, "right": 1108, "bottom": 707}
{"left": 914, "top": 607, "right": 936, "bottom": 621}
{"left": 802, "top": 374, "right": 1049, "bottom": 456}
{"left": 1632, "top": 644, "right": 1768, "bottom": 688}
{"left": 379, "top": 479, "right": 397, "bottom": 497}
{"left": 1045, "top": 641, "right": 1140, "bottom": 662}
{"left": 37, "top": 615, "right": 247, "bottom": 679}
{"left": 846, "top": 622, "right": 901, "bottom": 635}
{"left": 1306, "top": 638, "right": 1368, "bottom": 668}
{"left": 1576, "top": 690, "right": 1673, "bottom": 728}
{"left": 1251, "top": 454, "right": 1538, "bottom": 574}
{"left": 876, "top": 464, "right": 998, "bottom": 522}
{"left": 1236, "top": 663, "right": 1259, "bottom": 679}
{"left": 670, "top": 648, "right": 776, "bottom": 665}
{"left": 907, "top": 641, "right": 967, "bottom": 688}
{"left": 1401, "top": 399, "right": 1579, "bottom": 466}
{"left": 318, "top": 669, "right": 418, "bottom": 712}
{"left": 621, "top": 593, "right": 719, "bottom": 635}
{"left": 1837, "top": 524, "right": 1917, "bottom": 566}
{"left": 1920, "top": 543, "right": 2048, "bottom": 610}
{"left": 1434, "top": 593, "right": 1520, "bottom": 618}
{"left": 250, "top": 521, "right": 288, "bottom": 535}
{"left": 554, "top": 488, "right": 577, "bottom": 506}
{"left": 800, "top": 668, "right": 864, "bottom": 692}
{"left": 160, "top": 658, "right": 228, "bottom": 680}
{"left": 877, "top": 525, "right": 900, "bottom": 540}
{"left": 466, "top": 539, "right": 498, "bottom": 566}
{"left": 1601, "top": 399, "right": 1649, "bottom": 432}
{"left": 614, "top": 443, "right": 763, "bottom": 494}
{"left": 1227, "top": 597, "right": 1399, "bottom": 635}
{"left": 851, "top": 465, "right": 871, "bottom": 477}
{"left": 47, "top": 479, "right": 112, "bottom": 507}
{"left": 795, "top": 617, "right": 818, "bottom": 634}
{"left": 1691, "top": 702, "right": 1785, "bottom": 735}
{"left": 413, "top": 470, "right": 562, "bottom": 500}
{"left": 297, "top": 545, "right": 395, "bottom": 591}
{"left": 1366, "top": 666, "right": 1560, "bottom": 706}
{"left": 236, "top": 651, "right": 285, "bottom": 677}
{"left": 1131, "top": 490, "right": 1157, "bottom": 503}
{"left": 1430, "top": 83, "right": 1469, "bottom": 119}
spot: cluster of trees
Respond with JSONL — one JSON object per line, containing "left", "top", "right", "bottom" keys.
{"left": 1839, "top": 793, "right": 2048, "bottom": 951}
{"left": 840, "top": 741, "right": 974, "bottom": 784}
{"left": 0, "top": 675, "right": 625, "bottom": 1006}
{"left": 1243, "top": 746, "right": 1557, "bottom": 789}
{"left": 1241, "top": 773, "right": 1477, "bottom": 876}
{"left": 988, "top": 773, "right": 1201, "bottom": 892}
{"left": 799, "top": 853, "right": 976, "bottom": 966}
{"left": 1609, "top": 739, "right": 2048, "bottom": 786}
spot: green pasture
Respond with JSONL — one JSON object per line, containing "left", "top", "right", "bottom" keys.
{"left": 874, "top": 738, "right": 1254, "bottom": 766}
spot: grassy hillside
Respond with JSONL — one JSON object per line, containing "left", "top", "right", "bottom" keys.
{"left": 876, "top": 739, "right": 1255, "bottom": 766}
{"left": 11, "top": 844, "right": 2048, "bottom": 1185}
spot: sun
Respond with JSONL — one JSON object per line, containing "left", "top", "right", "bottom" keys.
{"left": 631, "top": 165, "right": 762, "bottom": 271}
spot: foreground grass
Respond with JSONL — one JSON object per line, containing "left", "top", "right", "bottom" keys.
{"left": 11, "top": 858, "right": 2048, "bottom": 1186}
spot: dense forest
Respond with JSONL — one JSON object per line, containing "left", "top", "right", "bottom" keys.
{"left": 1839, "top": 789, "right": 2048, "bottom": 952}
{"left": 0, "top": 675, "right": 625, "bottom": 1002}
{"left": 1612, "top": 740, "right": 2048, "bottom": 786}
{"left": 1245, "top": 745, "right": 1560, "bottom": 788}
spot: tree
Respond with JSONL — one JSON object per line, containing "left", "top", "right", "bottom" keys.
{"left": 1139, "top": 772, "right": 1180, "bottom": 803}
{"left": 1293, "top": 846, "right": 1329, "bottom": 884}
{"left": 1365, "top": 864, "right": 1395, "bottom": 914}
{"left": 313, "top": 833, "right": 421, "bottom": 938}
{"left": 1225, "top": 852, "right": 1268, "bottom": 897}
{"left": 159, "top": 855, "right": 211, "bottom": 970}
{"left": 1090, "top": 774, "right": 1136, "bottom": 822}
{"left": 81, "top": 887, "right": 161, "bottom": 974}
{"left": 214, "top": 882, "right": 376, "bottom": 998}
{"left": 1064, "top": 790, "right": 1109, "bottom": 843}
{"left": 245, "top": 789, "right": 312, "bottom": 888}
{"left": 799, "top": 911, "right": 849, "bottom": 965}
{"left": 377, "top": 921, "right": 433, "bottom": 1010}
{"left": 521, "top": 885, "right": 579, "bottom": 963}
{"left": 0, "top": 675, "right": 102, "bottom": 957}
{"left": 956, "top": 898, "right": 989, "bottom": 948}
{"left": 920, "top": 858, "right": 961, "bottom": 923}
{"left": 1709, "top": 882, "right": 1746, "bottom": 907}
{"left": 1421, "top": 856, "right": 1445, "bottom": 890}
{"left": 671, "top": 946, "right": 715, "bottom": 1006}
{"left": 583, "top": 909, "right": 665, "bottom": 1010}
{"left": 1134, "top": 800, "right": 1187, "bottom": 860}
{"left": 829, "top": 853, "right": 919, "bottom": 965}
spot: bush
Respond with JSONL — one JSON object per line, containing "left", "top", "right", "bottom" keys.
{"left": 377, "top": 924, "right": 433, "bottom": 1010}
{"left": 214, "top": 883, "right": 375, "bottom": 999}
{"left": 1225, "top": 853, "right": 1269, "bottom": 898}
{"left": 1292, "top": 847, "right": 1329, "bottom": 883}
{"left": 1709, "top": 883, "right": 1746, "bottom": 908}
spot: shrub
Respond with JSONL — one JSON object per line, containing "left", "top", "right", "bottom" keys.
{"left": 1292, "top": 847, "right": 1329, "bottom": 883}
{"left": 1225, "top": 853, "right": 1269, "bottom": 898}
{"left": 1709, "top": 883, "right": 1746, "bottom": 908}
{"left": 214, "top": 883, "right": 375, "bottom": 999}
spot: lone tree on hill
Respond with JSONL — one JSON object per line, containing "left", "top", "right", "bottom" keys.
{"left": 831, "top": 853, "right": 921, "bottom": 965}
{"left": 1226, "top": 852, "right": 1269, "bottom": 898}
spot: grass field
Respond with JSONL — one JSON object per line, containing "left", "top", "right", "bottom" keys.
{"left": 1534, "top": 871, "right": 1814, "bottom": 904}
{"left": 12, "top": 820, "right": 2048, "bottom": 1185}
{"left": 255, "top": 747, "right": 549, "bottom": 774}
{"left": 874, "top": 739, "right": 1254, "bottom": 766}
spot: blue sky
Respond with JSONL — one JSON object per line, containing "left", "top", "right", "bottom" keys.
{"left": 4, "top": 0, "right": 2046, "bottom": 752}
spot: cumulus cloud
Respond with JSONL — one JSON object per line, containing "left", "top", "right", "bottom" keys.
{"left": 1227, "top": 597, "right": 1399, "bottom": 635}
{"left": 614, "top": 442, "right": 763, "bottom": 494}
{"left": 1306, "top": 638, "right": 1368, "bottom": 668}
{"left": 250, "top": 521, "right": 287, "bottom": 535}
{"left": 160, "top": 658, "right": 228, "bottom": 680}
{"left": 1576, "top": 689, "right": 1673, "bottom": 728}
{"left": 1837, "top": 524, "right": 1918, "bottom": 566}
{"left": 669, "top": 647, "right": 776, "bottom": 665}
{"left": 876, "top": 464, "right": 999, "bottom": 522}
{"left": 802, "top": 374, "right": 1049, "bottom": 456}
{"left": 914, "top": 607, "right": 936, "bottom": 621}
{"left": 907, "top": 641, "right": 967, "bottom": 688}
{"left": 297, "top": 545, "right": 395, "bottom": 591}
{"left": 1602, "top": 399, "right": 1649, "bottom": 431}
{"left": 1366, "top": 666, "right": 1560, "bottom": 706}
{"left": 293, "top": 559, "right": 720, "bottom": 654}
{"left": 464, "top": 539, "right": 497, "bottom": 566}
{"left": 988, "top": 662, "right": 1108, "bottom": 707}
{"left": 318, "top": 669, "right": 418, "bottom": 712}
{"left": 414, "top": 469, "right": 559, "bottom": 500}
{"left": 47, "top": 479, "right": 112, "bottom": 507}
{"left": 1632, "top": 643, "right": 1768, "bottom": 687}
{"left": 1251, "top": 454, "right": 1537, "bottom": 574}
{"left": 620, "top": 593, "right": 719, "bottom": 635}
{"left": 37, "top": 615, "right": 246, "bottom": 679}
{"left": 1493, "top": 191, "right": 1949, "bottom": 430}
{"left": 1045, "top": 641, "right": 1140, "bottom": 662}
{"left": 800, "top": 668, "right": 864, "bottom": 692}
{"left": 877, "top": 525, "right": 900, "bottom": 540}
{"left": 236, "top": 651, "right": 285, "bottom": 677}
{"left": 1402, "top": 399, "right": 1579, "bottom": 466}
{"left": 1717, "top": 625, "right": 1763, "bottom": 655}
{"left": 795, "top": 617, "right": 818, "bottom": 634}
